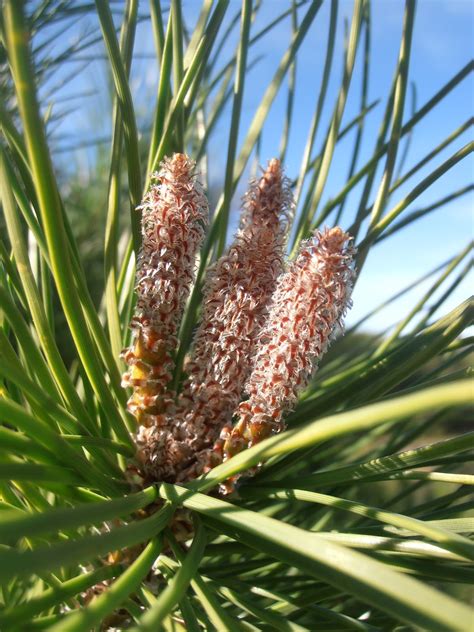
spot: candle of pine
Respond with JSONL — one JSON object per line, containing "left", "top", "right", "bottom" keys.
{"left": 219, "top": 227, "right": 355, "bottom": 479}
{"left": 175, "top": 158, "right": 293, "bottom": 481}
{"left": 121, "top": 153, "right": 208, "bottom": 480}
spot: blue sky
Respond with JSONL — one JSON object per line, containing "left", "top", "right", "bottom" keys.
{"left": 43, "top": 0, "right": 473, "bottom": 334}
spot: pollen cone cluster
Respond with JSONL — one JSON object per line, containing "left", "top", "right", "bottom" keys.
{"left": 123, "top": 153, "right": 355, "bottom": 491}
